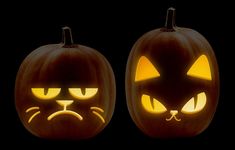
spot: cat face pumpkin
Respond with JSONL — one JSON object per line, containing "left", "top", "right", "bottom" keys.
{"left": 126, "top": 50, "right": 219, "bottom": 138}
{"left": 135, "top": 55, "right": 211, "bottom": 121}
{"left": 15, "top": 27, "right": 116, "bottom": 139}
{"left": 28, "top": 88, "right": 102, "bottom": 123}
{"left": 125, "top": 8, "right": 219, "bottom": 138}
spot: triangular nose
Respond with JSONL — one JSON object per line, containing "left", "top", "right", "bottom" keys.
{"left": 56, "top": 100, "right": 74, "bottom": 107}
{"left": 170, "top": 110, "right": 178, "bottom": 115}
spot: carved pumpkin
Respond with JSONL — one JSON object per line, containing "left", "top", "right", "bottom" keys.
{"left": 15, "top": 27, "right": 116, "bottom": 139}
{"left": 125, "top": 8, "right": 219, "bottom": 138}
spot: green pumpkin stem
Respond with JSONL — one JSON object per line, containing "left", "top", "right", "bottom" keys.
{"left": 62, "top": 26, "right": 74, "bottom": 46}
{"left": 165, "top": 7, "right": 176, "bottom": 31}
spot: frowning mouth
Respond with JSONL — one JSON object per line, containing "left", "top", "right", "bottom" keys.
{"left": 47, "top": 110, "right": 83, "bottom": 121}
{"left": 47, "top": 107, "right": 105, "bottom": 123}
{"left": 47, "top": 100, "right": 83, "bottom": 121}
{"left": 25, "top": 100, "right": 106, "bottom": 123}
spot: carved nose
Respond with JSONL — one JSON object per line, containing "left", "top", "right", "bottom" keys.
{"left": 170, "top": 110, "right": 178, "bottom": 115}
{"left": 56, "top": 100, "right": 74, "bottom": 107}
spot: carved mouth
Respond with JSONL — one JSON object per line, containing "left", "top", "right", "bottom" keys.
{"left": 47, "top": 110, "right": 83, "bottom": 121}
{"left": 166, "top": 116, "right": 181, "bottom": 121}
{"left": 47, "top": 107, "right": 105, "bottom": 123}
{"left": 26, "top": 102, "right": 105, "bottom": 123}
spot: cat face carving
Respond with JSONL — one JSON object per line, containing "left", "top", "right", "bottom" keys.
{"left": 15, "top": 41, "right": 116, "bottom": 140}
{"left": 26, "top": 88, "right": 104, "bottom": 123}
{"left": 136, "top": 55, "right": 209, "bottom": 121}
{"left": 125, "top": 8, "right": 219, "bottom": 138}
{"left": 126, "top": 47, "right": 219, "bottom": 138}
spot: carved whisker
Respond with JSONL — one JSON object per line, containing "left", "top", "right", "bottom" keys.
{"left": 90, "top": 107, "right": 105, "bottom": 123}
{"left": 90, "top": 107, "right": 104, "bottom": 113}
{"left": 28, "top": 111, "right": 41, "bottom": 123}
{"left": 26, "top": 107, "right": 39, "bottom": 113}
{"left": 25, "top": 106, "right": 41, "bottom": 123}
{"left": 92, "top": 111, "right": 105, "bottom": 123}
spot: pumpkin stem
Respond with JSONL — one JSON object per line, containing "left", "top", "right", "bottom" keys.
{"left": 165, "top": 7, "right": 176, "bottom": 31}
{"left": 62, "top": 26, "right": 74, "bottom": 46}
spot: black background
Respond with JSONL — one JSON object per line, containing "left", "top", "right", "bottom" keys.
{"left": 0, "top": 0, "right": 234, "bottom": 149}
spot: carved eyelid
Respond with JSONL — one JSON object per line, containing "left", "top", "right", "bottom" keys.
{"left": 141, "top": 94, "right": 167, "bottom": 114}
{"left": 181, "top": 92, "right": 207, "bottom": 114}
{"left": 68, "top": 88, "right": 98, "bottom": 100}
{"left": 31, "top": 88, "right": 61, "bottom": 100}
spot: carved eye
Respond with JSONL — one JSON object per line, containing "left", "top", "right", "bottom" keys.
{"left": 135, "top": 56, "right": 160, "bottom": 82}
{"left": 181, "top": 92, "right": 207, "bottom": 114}
{"left": 31, "top": 88, "right": 61, "bottom": 100}
{"left": 141, "top": 94, "right": 167, "bottom": 114}
{"left": 69, "top": 88, "right": 98, "bottom": 100}
{"left": 187, "top": 55, "right": 212, "bottom": 80}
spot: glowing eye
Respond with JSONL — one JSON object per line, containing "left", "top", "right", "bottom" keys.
{"left": 135, "top": 56, "right": 160, "bottom": 82}
{"left": 31, "top": 88, "right": 61, "bottom": 100}
{"left": 141, "top": 94, "right": 167, "bottom": 114}
{"left": 181, "top": 92, "right": 207, "bottom": 114}
{"left": 187, "top": 55, "right": 212, "bottom": 80}
{"left": 69, "top": 88, "right": 98, "bottom": 100}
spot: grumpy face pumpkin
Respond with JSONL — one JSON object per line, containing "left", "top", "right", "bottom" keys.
{"left": 125, "top": 8, "right": 219, "bottom": 138}
{"left": 15, "top": 27, "right": 116, "bottom": 139}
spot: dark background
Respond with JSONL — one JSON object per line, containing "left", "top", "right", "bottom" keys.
{"left": 0, "top": 0, "right": 233, "bottom": 148}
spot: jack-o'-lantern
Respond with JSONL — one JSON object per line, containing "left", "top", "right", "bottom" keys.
{"left": 15, "top": 27, "right": 116, "bottom": 139}
{"left": 125, "top": 8, "right": 219, "bottom": 138}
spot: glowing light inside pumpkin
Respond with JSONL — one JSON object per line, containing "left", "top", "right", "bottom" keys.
{"left": 141, "top": 94, "right": 167, "bottom": 113}
{"left": 69, "top": 88, "right": 98, "bottom": 100}
{"left": 135, "top": 56, "right": 160, "bottom": 82}
{"left": 47, "top": 100, "right": 83, "bottom": 121}
{"left": 56, "top": 100, "right": 74, "bottom": 107}
{"left": 47, "top": 110, "right": 82, "bottom": 121}
{"left": 26, "top": 106, "right": 40, "bottom": 113}
{"left": 187, "top": 55, "right": 212, "bottom": 80}
{"left": 26, "top": 107, "right": 41, "bottom": 123}
{"left": 181, "top": 92, "right": 207, "bottom": 114}
{"left": 31, "top": 88, "right": 61, "bottom": 100}
{"left": 28, "top": 88, "right": 105, "bottom": 123}
{"left": 90, "top": 107, "right": 105, "bottom": 123}
{"left": 166, "top": 110, "right": 181, "bottom": 121}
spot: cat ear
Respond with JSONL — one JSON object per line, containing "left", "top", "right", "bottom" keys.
{"left": 135, "top": 56, "right": 160, "bottom": 82}
{"left": 187, "top": 55, "right": 212, "bottom": 80}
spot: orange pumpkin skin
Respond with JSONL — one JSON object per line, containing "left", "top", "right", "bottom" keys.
{"left": 15, "top": 27, "right": 116, "bottom": 139}
{"left": 125, "top": 8, "right": 219, "bottom": 138}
